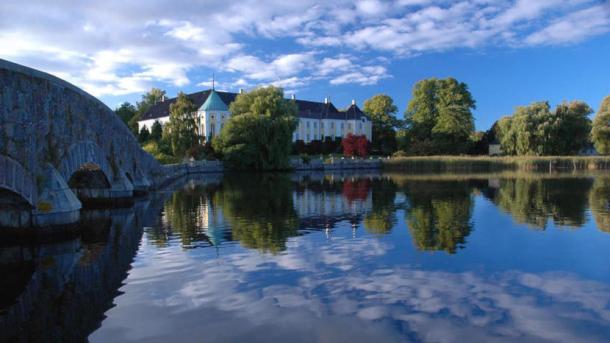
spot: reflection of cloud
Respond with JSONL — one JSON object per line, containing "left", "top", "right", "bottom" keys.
{"left": 93, "top": 231, "right": 610, "bottom": 343}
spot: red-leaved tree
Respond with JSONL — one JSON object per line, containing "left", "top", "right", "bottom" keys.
{"left": 342, "top": 134, "right": 370, "bottom": 157}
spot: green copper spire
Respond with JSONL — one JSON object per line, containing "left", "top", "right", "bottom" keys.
{"left": 200, "top": 89, "right": 228, "bottom": 111}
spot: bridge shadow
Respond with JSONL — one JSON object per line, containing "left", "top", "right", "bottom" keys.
{"left": 0, "top": 195, "right": 162, "bottom": 342}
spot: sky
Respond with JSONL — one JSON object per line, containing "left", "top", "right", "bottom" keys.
{"left": 1, "top": 0, "right": 609, "bottom": 130}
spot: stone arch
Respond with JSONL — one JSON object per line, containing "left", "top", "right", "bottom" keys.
{"left": 59, "top": 141, "right": 114, "bottom": 185}
{"left": 0, "top": 155, "right": 36, "bottom": 207}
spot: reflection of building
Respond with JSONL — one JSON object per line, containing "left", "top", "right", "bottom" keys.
{"left": 195, "top": 198, "right": 226, "bottom": 247}
{"left": 488, "top": 140, "right": 502, "bottom": 156}
{"left": 138, "top": 89, "right": 372, "bottom": 143}
{"left": 293, "top": 187, "right": 372, "bottom": 219}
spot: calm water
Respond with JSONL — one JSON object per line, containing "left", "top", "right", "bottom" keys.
{"left": 3, "top": 172, "right": 610, "bottom": 342}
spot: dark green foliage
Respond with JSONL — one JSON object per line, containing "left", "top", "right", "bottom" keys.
{"left": 138, "top": 126, "right": 150, "bottom": 143}
{"left": 498, "top": 101, "right": 592, "bottom": 156}
{"left": 213, "top": 86, "right": 298, "bottom": 170}
{"left": 150, "top": 121, "right": 163, "bottom": 142}
{"left": 115, "top": 102, "right": 136, "bottom": 127}
{"left": 592, "top": 95, "right": 610, "bottom": 154}
{"left": 404, "top": 78, "right": 475, "bottom": 155}
{"left": 363, "top": 94, "right": 400, "bottom": 155}
{"left": 166, "top": 92, "right": 197, "bottom": 158}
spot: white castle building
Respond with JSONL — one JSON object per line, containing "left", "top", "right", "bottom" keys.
{"left": 137, "top": 89, "right": 372, "bottom": 143}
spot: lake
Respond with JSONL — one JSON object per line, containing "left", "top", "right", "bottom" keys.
{"left": 3, "top": 172, "right": 610, "bottom": 342}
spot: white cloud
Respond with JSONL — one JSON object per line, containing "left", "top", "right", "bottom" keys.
{"left": 0, "top": 0, "right": 608, "bottom": 97}
{"left": 525, "top": 4, "right": 610, "bottom": 45}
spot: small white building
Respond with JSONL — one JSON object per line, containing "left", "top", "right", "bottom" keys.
{"left": 138, "top": 89, "right": 372, "bottom": 143}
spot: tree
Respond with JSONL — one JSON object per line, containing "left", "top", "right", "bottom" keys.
{"left": 166, "top": 92, "right": 197, "bottom": 158}
{"left": 498, "top": 101, "right": 592, "bottom": 156}
{"left": 363, "top": 94, "right": 400, "bottom": 155}
{"left": 138, "top": 126, "right": 150, "bottom": 143}
{"left": 150, "top": 120, "right": 163, "bottom": 142}
{"left": 115, "top": 102, "right": 136, "bottom": 127}
{"left": 592, "top": 95, "right": 610, "bottom": 154}
{"left": 405, "top": 78, "right": 476, "bottom": 155}
{"left": 213, "top": 86, "right": 298, "bottom": 170}
{"left": 129, "top": 88, "right": 166, "bottom": 134}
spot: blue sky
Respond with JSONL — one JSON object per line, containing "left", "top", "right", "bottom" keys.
{"left": 1, "top": 0, "right": 609, "bottom": 130}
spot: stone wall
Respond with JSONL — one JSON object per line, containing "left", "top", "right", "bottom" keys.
{"left": 0, "top": 59, "right": 160, "bottom": 188}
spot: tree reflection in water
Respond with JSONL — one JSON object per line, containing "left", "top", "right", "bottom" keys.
{"left": 363, "top": 177, "right": 398, "bottom": 235}
{"left": 219, "top": 174, "right": 299, "bottom": 253}
{"left": 589, "top": 178, "right": 610, "bottom": 233}
{"left": 402, "top": 180, "right": 473, "bottom": 254}
{"left": 487, "top": 177, "right": 593, "bottom": 229}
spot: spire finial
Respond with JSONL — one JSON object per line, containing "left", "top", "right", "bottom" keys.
{"left": 212, "top": 73, "right": 215, "bottom": 91}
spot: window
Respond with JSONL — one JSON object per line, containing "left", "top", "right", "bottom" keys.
{"left": 314, "top": 122, "right": 317, "bottom": 128}
{"left": 321, "top": 122, "right": 324, "bottom": 129}
{"left": 341, "top": 123, "right": 344, "bottom": 129}
{"left": 210, "top": 123, "right": 216, "bottom": 137}
{"left": 306, "top": 134, "right": 310, "bottom": 141}
{"left": 307, "top": 121, "right": 310, "bottom": 128}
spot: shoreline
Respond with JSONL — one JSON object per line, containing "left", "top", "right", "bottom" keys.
{"left": 382, "top": 156, "right": 610, "bottom": 173}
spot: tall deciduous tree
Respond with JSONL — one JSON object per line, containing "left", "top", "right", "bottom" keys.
{"left": 592, "top": 95, "right": 610, "bottom": 154}
{"left": 363, "top": 94, "right": 400, "bottom": 155}
{"left": 498, "top": 101, "right": 592, "bottom": 156}
{"left": 213, "top": 86, "right": 298, "bottom": 170}
{"left": 166, "top": 92, "right": 197, "bottom": 158}
{"left": 405, "top": 78, "right": 475, "bottom": 155}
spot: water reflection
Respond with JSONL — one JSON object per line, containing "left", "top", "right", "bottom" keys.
{"left": 0, "top": 202, "right": 150, "bottom": 342}
{"left": 5, "top": 172, "right": 610, "bottom": 342}
{"left": 486, "top": 177, "right": 593, "bottom": 229}
{"left": 402, "top": 180, "right": 473, "bottom": 254}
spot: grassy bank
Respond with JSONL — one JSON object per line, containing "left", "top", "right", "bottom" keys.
{"left": 382, "top": 156, "right": 610, "bottom": 173}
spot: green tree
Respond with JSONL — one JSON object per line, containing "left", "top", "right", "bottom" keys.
{"left": 166, "top": 92, "right": 197, "bottom": 158}
{"left": 128, "top": 88, "right": 166, "bottom": 134}
{"left": 592, "top": 95, "right": 610, "bottom": 154}
{"left": 115, "top": 102, "right": 136, "bottom": 127}
{"left": 213, "top": 86, "right": 298, "bottom": 170}
{"left": 138, "top": 126, "right": 150, "bottom": 143}
{"left": 150, "top": 120, "right": 163, "bottom": 142}
{"left": 405, "top": 78, "right": 475, "bottom": 154}
{"left": 363, "top": 94, "right": 400, "bottom": 155}
{"left": 498, "top": 101, "right": 592, "bottom": 156}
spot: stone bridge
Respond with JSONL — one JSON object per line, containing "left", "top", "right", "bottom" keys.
{"left": 0, "top": 59, "right": 161, "bottom": 229}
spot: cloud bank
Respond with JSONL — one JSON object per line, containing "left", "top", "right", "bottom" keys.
{"left": 0, "top": 0, "right": 608, "bottom": 97}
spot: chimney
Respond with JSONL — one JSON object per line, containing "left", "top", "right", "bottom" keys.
{"left": 239, "top": 88, "right": 244, "bottom": 94}
{"left": 351, "top": 99, "right": 356, "bottom": 106}
{"left": 291, "top": 94, "right": 296, "bottom": 100}
{"left": 324, "top": 96, "right": 329, "bottom": 104}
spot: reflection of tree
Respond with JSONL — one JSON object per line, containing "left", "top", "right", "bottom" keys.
{"left": 589, "top": 178, "right": 610, "bottom": 233}
{"left": 404, "top": 181, "right": 473, "bottom": 254}
{"left": 342, "top": 178, "right": 371, "bottom": 204}
{"left": 217, "top": 174, "right": 299, "bottom": 253}
{"left": 492, "top": 178, "right": 592, "bottom": 229}
{"left": 364, "top": 178, "right": 398, "bottom": 234}
{"left": 155, "top": 184, "right": 219, "bottom": 247}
